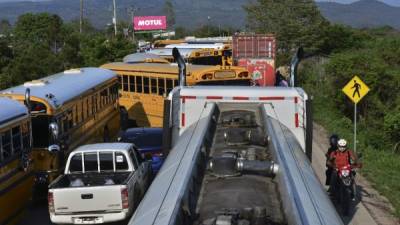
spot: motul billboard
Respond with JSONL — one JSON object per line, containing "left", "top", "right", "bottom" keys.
{"left": 133, "top": 16, "right": 167, "bottom": 31}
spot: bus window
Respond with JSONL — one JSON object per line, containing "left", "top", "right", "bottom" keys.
{"left": 22, "top": 122, "right": 30, "bottom": 149}
{"left": 1, "top": 130, "right": 12, "bottom": 160}
{"left": 158, "top": 78, "right": 165, "bottom": 96}
{"left": 88, "top": 97, "right": 93, "bottom": 116}
{"left": 82, "top": 100, "right": 86, "bottom": 121}
{"left": 62, "top": 116, "right": 68, "bottom": 133}
{"left": 118, "top": 76, "right": 122, "bottom": 90}
{"left": 112, "top": 84, "right": 119, "bottom": 100}
{"left": 136, "top": 76, "right": 143, "bottom": 93}
{"left": 12, "top": 126, "right": 22, "bottom": 154}
{"left": 122, "top": 75, "right": 129, "bottom": 92}
{"left": 100, "top": 89, "right": 107, "bottom": 107}
{"left": 143, "top": 77, "right": 149, "bottom": 94}
{"left": 68, "top": 110, "right": 73, "bottom": 129}
{"left": 166, "top": 79, "right": 174, "bottom": 94}
{"left": 92, "top": 95, "right": 97, "bottom": 114}
{"left": 151, "top": 78, "right": 157, "bottom": 94}
{"left": 86, "top": 98, "right": 90, "bottom": 118}
{"left": 129, "top": 76, "right": 136, "bottom": 93}
{"left": 73, "top": 105, "right": 78, "bottom": 126}
{"left": 174, "top": 79, "right": 178, "bottom": 88}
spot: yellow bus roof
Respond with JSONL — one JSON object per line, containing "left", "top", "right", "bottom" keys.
{"left": 101, "top": 62, "right": 245, "bottom": 74}
{"left": 101, "top": 62, "right": 246, "bottom": 75}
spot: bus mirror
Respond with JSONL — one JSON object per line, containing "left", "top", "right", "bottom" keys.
{"left": 48, "top": 144, "right": 61, "bottom": 153}
{"left": 24, "top": 88, "right": 31, "bottom": 109}
{"left": 49, "top": 122, "right": 59, "bottom": 140}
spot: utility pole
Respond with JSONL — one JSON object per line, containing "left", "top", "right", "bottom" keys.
{"left": 128, "top": 6, "right": 139, "bottom": 42}
{"left": 80, "top": 0, "right": 83, "bottom": 33}
{"left": 113, "top": 0, "right": 117, "bottom": 36}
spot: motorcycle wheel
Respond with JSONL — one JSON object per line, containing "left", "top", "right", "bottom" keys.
{"left": 341, "top": 187, "right": 352, "bottom": 216}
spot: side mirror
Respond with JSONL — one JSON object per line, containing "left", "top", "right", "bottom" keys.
{"left": 24, "top": 88, "right": 31, "bottom": 110}
{"left": 49, "top": 122, "right": 59, "bottom": 140}
{"left": 48, "top": 144, "right": 61, "bottom": 153}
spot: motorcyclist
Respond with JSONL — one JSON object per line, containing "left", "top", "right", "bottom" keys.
{"left": 327, "top": 138, "right": 359, "bottom": 200}
{"left": 325, "top": 134, "right": 339, "bottom": 186}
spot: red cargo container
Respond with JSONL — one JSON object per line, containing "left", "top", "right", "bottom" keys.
{"left": 233, "top": 34, "right": 276, "bottom": 86}
{"left": 238, "top": 58, "right": 275, "bottom": 86}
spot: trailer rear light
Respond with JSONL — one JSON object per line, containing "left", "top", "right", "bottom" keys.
{"left": 48, "top": 191, "right": 55, "bottom": 213}
{"left": 121, "top": 187, "right": 129, "bottom": 209}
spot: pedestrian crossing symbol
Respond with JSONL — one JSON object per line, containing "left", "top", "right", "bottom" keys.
{"left": 342, "top": 75, "right": 370, "bottom": 104}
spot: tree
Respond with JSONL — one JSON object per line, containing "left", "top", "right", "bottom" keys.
{"left": 3, "top": 43, "right": 63, "bottom": 86}
{"left": 0, "top": 19, "right": 11, "bottom": 34}
{"left": 0, "top": 39, "right": 13, "bottom": 70}
{"left": 244, "top": 0, "right": 329, "bottom": 64}
{"left": 164, "top": 0, "right": 176, "bottom": 29}
{"left": 13, "top": 13, "right": 64, "bottom": 52}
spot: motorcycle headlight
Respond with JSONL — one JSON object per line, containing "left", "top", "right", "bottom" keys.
{"left": 341, "top": 169, "right": 350, "bottom": 177}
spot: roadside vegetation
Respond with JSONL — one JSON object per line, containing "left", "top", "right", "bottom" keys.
{"left": 245, "top": 0, "right": 400, "bottom": 217}
{"left": 298, "top": 33, "right": 400, "bottom": 217}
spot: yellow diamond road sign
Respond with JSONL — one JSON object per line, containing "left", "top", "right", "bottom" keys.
{"left": 342, "top": 75, "right": 370, "bottom": 104}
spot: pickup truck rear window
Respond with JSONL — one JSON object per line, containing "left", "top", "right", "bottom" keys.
{"left": 69, "top": 153, "right": 82, "bottom": 173}
{"left": 68, "top": 151, "right": 130, "bottom": 173}
{"left": 84, "top": 153, "right": 98, "bottom": 172}
{"left": 100, "top": 152, "right": 113, "bottom": 171}
{"left": 115, "top": 152, "right": 128, "bottom": 170}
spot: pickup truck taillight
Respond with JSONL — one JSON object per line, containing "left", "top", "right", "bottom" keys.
{"left": 121, "top": 187, "right": 129, "bottom": 209}
{"left": 48, "top": 191, "right": 55, "bottom": 213}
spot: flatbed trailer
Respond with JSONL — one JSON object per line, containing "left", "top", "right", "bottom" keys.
{"left": 127, "top": 49, "right": 343, "bottom": 225}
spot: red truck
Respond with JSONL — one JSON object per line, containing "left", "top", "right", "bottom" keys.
{"left": 232, "top": 34, "right": 276, "bottom": 86}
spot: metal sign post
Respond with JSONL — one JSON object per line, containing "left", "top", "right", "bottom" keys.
{"left": 354, "top": 103, "right": 357, "bottom": 153}
{"left": 342, "top": 75, "right": 370, "bottom": 153}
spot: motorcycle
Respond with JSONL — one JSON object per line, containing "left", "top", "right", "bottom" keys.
{"left": 333, "top": 164, "right": 354, "bottom": 216}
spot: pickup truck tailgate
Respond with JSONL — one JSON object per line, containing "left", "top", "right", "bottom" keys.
{"left": 53, "top": 185, "right": 124, "bottom": 213}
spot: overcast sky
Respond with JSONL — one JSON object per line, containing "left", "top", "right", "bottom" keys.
{"left": 0, "top": 0, "right": 399, "bottom": 6}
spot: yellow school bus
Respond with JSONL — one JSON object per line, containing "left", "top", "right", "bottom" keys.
{"left": 0, "top": 68, "right": 120, "bottom": 197}
{"left": 0, "top": 97, "right": 33, "bottom": 225}
{"left": 101, "top": 62, "right": 250, "bottom": 127}
{"left": 153, "top": 39, "right": 185, "bottom": 48}
{"left": 188, "top": 45, "right": 233, "bottom": 66}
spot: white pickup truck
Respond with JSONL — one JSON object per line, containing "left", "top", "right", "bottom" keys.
{"left": 48, "top": 143, "right": 152, "bottom": 224}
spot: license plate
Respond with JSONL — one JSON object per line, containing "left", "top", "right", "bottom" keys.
{"left": 74, "top": 217, "right": 103, "bottom": 224}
